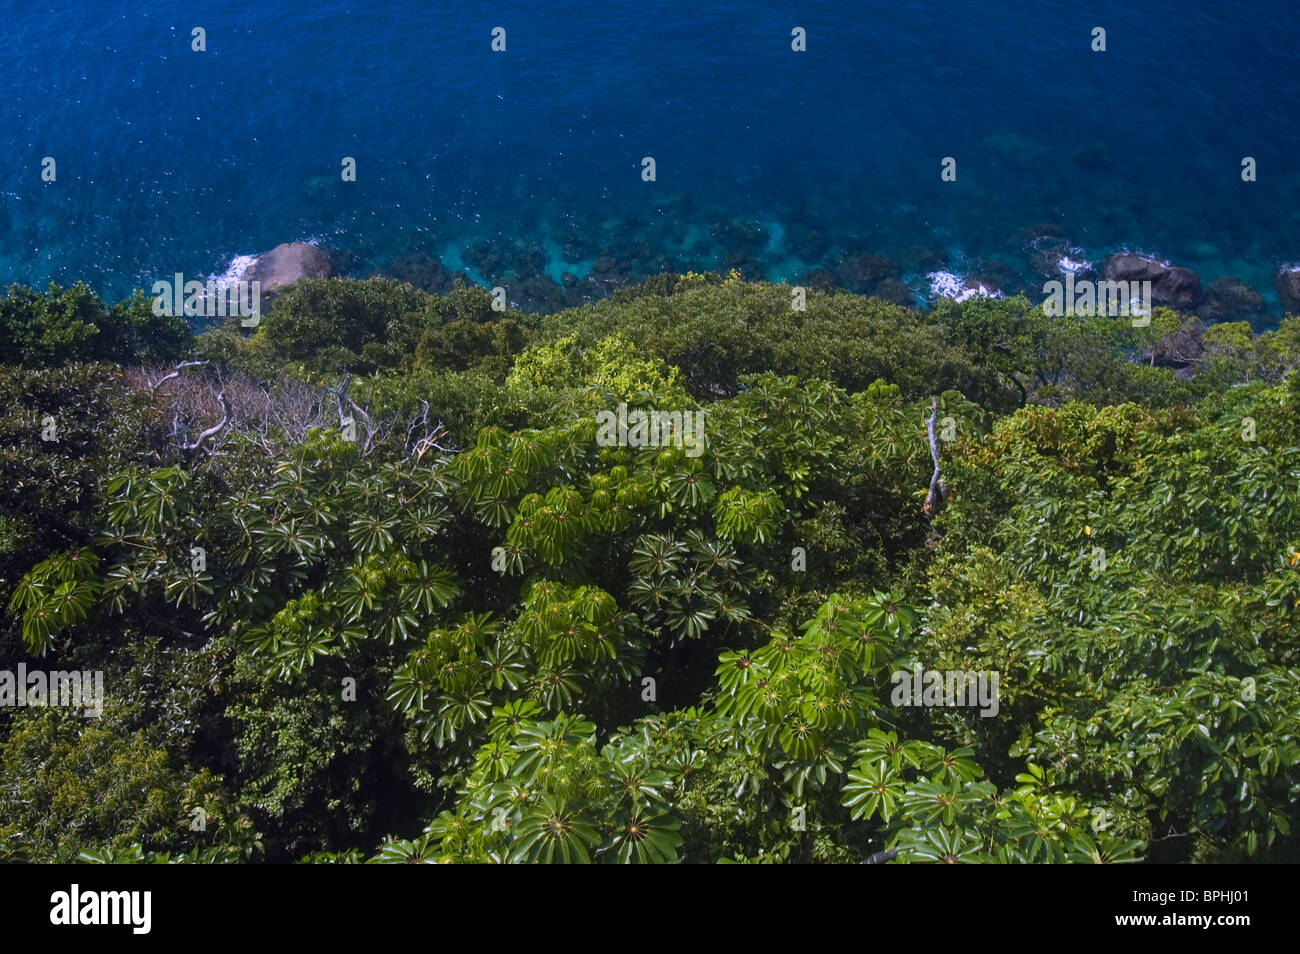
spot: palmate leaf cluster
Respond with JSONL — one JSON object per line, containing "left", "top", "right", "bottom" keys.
{"left": 1, "top": 277, "right": 1298, "bottom": 863}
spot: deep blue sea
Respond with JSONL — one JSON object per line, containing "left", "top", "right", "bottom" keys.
{"left": 2, "top": 1, "right": 1298, "bottom": 318}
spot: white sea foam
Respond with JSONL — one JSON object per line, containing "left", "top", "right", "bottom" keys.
{"left": 927, "top": 271, "right": 963, "bottom": 298}
{"left": 927, "top": 270, "right": 1001, "bottom": 302}
{"left": 1058, "top": 255, "right": 1092, "bottom": 274}
{"left": 210, "top": 254, "right": 257, "bottom": 284}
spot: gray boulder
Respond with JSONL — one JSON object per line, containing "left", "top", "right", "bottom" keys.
{"left": 244, "top": 242, "right": 335, "bottom": 307}
{"left": 1105, "top": 253, "right": 1201, "bottom": 308}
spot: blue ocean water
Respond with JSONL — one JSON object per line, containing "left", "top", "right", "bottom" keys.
{"left": 1, "top": 1, "right": 1297, "bottom": 317}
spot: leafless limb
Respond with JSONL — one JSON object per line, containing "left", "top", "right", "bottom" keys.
{"left": 131, "top": 364, "right": 456, "bottom": 461}
{"left": 326, "top": 372, "right": 385, "bottom": 455}
{"left": 132, "top": 364, "right": 338, "bottom": 458}
{"left": 180, "top": 388, "right": 230, "bottom": 452}
{"left": 405, "top": 400, "right": 455, "bottom": 461}
{"left": 923, "top": 396, "right": 947, "bottom": 520}
{"left": 147, "top": 360, "right": 209, "bottom": 392}
{"left": 326, "top": 373, "right": 354, "bottom": 429}
{"left": 405, "top": 399, "right": 429, "bottom": 450}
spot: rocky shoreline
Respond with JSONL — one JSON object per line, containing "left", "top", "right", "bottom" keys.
{"left": 232, "top": 237, "right": 1300, "bottom": 327}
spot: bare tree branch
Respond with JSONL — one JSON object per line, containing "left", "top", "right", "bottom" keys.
{"left": 326, "top": 373, "right": 354, "bottom": 429}
{"left": 325, "top": 372, "right": 388, "bottom": 454}
{"left": 147, "top": 360, "right": 209, "bottom": 392}
{"left": 180, "top": 389, "right": 230, "bottom": 451}
{"left": 403, "top": 400, "right": 454, "bottom": 461}
{"left": 923, "top": 396, "right": 947, "bottom": 520}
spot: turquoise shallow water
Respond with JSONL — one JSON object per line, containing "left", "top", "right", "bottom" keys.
{"left": 1, "top": 1, "right": 1297, "bottom": 317}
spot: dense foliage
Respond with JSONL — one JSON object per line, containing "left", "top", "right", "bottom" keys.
{"left": 1, "top": 276, "right": 1296, "bottom": 863}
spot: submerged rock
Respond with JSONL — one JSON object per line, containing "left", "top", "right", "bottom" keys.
{"left": 1025, "top": 231, "right": 1095, "bottom": 283}
{"left": 587, "top": 255, "right": 633, "bottom": 293}
{"left": 558, "top": 227, "right": 596, "bottom": 263}
{"left": 898, "top": 244, "right": 946, "bottom": 274}
{"left": 464, "top": 241, "right": 506, "bottom": 278}
{"left": 784, "top": 224, "right": 830, "bottom": 262}
{"left": 379, "top": 253, "right": 467, "bottom": 294}
{"left": 964, "top": 258, "right": 1017, "bottom": 297}
{"left": 516, "top": 275, "right": 564, "bottom": 313}
{"left": 1198, "top": 277, "right": 1266, "bottom": 325}
{"left": 1030, "top": 247, "right": 1096, "bottom": 282}
{"left": 722, "top": 252, "right": 765, "bottom": 280}
{"left": 1275, "top": 266, "right": 1300, "bottom": 315}
{"left": 832, "top": 252, "right": 900, "bottom": 295}
{"left": 711, "top": 219, "right": 768, "bottom": 252}
{"left": 518, "top": 243, "right": 547, "bottom": 275}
